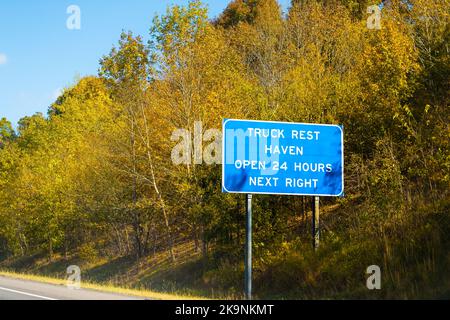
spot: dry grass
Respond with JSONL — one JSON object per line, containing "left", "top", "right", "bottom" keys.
{"left": 0, "top": 270, "right": 208, "bottom": 300}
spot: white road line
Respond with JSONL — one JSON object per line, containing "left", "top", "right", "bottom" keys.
{"left": 0, "top": 286, "right": 58, "bottom": 300}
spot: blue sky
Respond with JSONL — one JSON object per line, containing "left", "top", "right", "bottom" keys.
{"left": 0, "top": 0, "right": 290, "bottom": 127}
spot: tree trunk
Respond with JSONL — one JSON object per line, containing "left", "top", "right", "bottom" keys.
{"left": 48, "top": 239, "right": 53, "bottom": 262}
{"left": 139, "top": 103, "right": 176, "bottom": 262}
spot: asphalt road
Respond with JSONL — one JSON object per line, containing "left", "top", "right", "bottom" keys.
{"left": 0, "top": 275, "right": 143, "bottom": 300}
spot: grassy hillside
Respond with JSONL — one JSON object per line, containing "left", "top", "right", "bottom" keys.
{"left": 2, "top": 195, "right": 449, "bottom": 299}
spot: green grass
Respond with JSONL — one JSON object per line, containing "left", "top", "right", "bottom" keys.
{"left": 0, "top": 240, "right": 217, "bottom": 299}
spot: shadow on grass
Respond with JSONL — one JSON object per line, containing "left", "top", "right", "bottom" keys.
{"left": 83, "top": 255, "right": 137, "bottom": 284}
{"left": 136, "top": 258, "right": 207, "bottom": 294}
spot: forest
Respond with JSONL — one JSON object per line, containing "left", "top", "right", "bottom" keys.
{"left": 0, "top": 0, "right": 449, "bottom": 299}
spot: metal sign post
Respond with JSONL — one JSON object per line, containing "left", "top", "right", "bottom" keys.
{"left": 312, "top": 196, "right": 320, "bottom": 250}
{"left": 245, "top": 194, "right": 253, "bottom": 300}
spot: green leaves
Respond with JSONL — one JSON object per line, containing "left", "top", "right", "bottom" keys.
{"left": 0, "top": 118, "right": 15, "bottom": 148}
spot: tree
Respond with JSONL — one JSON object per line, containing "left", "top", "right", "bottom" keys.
{"left": 0, "top": 118, "right": 15, "bottom": 148}
{"left": 214, "top": 0, "right": 260, "bottom": 28}
{"left": 100, "top": 31, "right": 175, "bottom": 261}
{"left": 149, "top": 0, "right": 254, "bottom": 257}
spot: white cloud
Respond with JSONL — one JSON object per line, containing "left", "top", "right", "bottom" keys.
{"left": 0, "top": 53, "right": 7, "bottom": 65}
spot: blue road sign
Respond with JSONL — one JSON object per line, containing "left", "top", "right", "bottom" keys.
{"left": 222, "top": 119, "right": 344, "bottom": 197}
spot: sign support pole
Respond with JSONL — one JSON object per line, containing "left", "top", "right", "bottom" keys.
{"left": 245, "top": 194, "right": 253, "bottom": 300}
{"left": 312, "top": 196, "right": 320, "bottom": 250}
